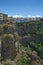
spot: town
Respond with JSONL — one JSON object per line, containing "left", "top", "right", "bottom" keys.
{"left": 0, "top": 13, "right": 40, "bottom": 24}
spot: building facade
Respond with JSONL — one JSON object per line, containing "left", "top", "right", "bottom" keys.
{"left": 0, "top": 13, "right": 8, "bottom": 24}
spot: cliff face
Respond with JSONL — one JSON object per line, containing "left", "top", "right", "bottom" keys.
{"left": 1, "top": 34, "right": 17, "bottom": 59}
{"left": 16, "top": 22, "right": 42, "bottom": 44}
{"left": 0, "top": 39, "right": 1, "bottom": 54}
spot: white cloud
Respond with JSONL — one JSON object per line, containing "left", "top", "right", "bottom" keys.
{"left": 13, "top": 15, "right": 23, "bottom": 18}
{"left": 8, "top": 15, "right": 41, "bottom": 18}
{"left": 8, "top": 15, "right": 24, "bottom": 18}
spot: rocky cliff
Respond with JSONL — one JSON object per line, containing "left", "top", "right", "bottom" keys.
{"left": 0, "top": 21, "right": 43, "bottom": 65}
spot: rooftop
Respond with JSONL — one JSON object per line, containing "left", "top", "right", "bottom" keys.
{"left": 0, "top": 13, "right": 8, "bottom": 16}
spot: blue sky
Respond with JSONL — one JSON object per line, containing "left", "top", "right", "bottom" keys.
{"left": 0, "top": 0, "right": 43, "bottom": 17}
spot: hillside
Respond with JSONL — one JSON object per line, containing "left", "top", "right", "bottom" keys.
{"left": 0, "top": 20, "right": 43, "bottom": 65}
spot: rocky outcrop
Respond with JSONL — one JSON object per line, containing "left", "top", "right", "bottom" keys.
{"left": 1, "top": 34, "right": 17, "bottom": 59}
{"left": 19, "top": 34, "right": 32, "bottom": 46}
{"left": 0, "top": 39, "right": 1, "bottom": 54}
{"left": 3, "top": 25, "right": 16, "bottom": 34}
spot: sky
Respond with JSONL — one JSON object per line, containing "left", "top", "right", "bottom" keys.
{"left": 0, "top": 0, "right": 43, "bottom": 17}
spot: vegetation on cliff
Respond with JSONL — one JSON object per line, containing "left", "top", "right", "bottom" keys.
{"left": 0, "top": 20, "right": 43, "bottom": 65}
